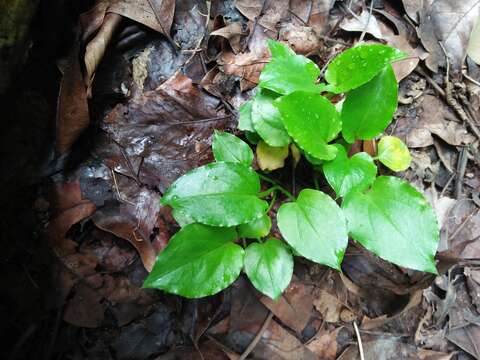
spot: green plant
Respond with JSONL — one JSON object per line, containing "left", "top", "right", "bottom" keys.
{"left": 143, "top": 40, "right": 440, "bottom": 300}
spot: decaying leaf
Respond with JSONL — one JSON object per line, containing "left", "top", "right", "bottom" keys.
{"left": 418, "top": 0, "right": 480, "bottom": 72}
{"left": 256, "top": 141, "right": 289, "bottom": 171}
{"left": 340, "top": 8, "right": 384, "bottom": 40}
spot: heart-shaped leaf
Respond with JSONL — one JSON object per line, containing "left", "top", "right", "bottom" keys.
{"left": 377, "top": 136, "right": 411, "bottom": 171}
{"left": 323, "top": 144, "right": 377, "bottom": 198}
{"left": 325, "top": 44, "right": 406, "bottom": 93}
{"left": 259, "top": 39, "right": 321, "bottom": 95}
{"left": 342, "top": 176, "right": 439, "bottom": 273}
{"left": 252, "top": 89, "right": 290, "bottom": 147}
{"left": 276, "top": 91, "right": 341, "bottom": 160}
{"left": 238, "top": 100, "right": 254, "bottom": 132}
{"left": 277, "top": 189, "right": 348, "bottom": 269}
{"left": 162, "top": 162, "right": 268, "bottom": 226}
{"left": 238, "top": 214, "right": 272, "bottom": 239}
{"left": 256, "top": 140, "right": 289, "bottom": 171}
{"left": 212, "top": 130, "right": 254, "bottom": 165}
{"left": 341, "top": 65, "right": 398, "bottom": 143}
{"left": 143, "top": 224, "right": 244, "bottom": 298}
{"left": 245, "top": 238, "right": 293, "bottom": 300}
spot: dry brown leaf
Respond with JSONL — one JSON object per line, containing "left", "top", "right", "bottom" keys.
{"left": 64, "top": 284, "right": 105, "bottom": 328}
{"left": 313, "top": 290, "right": 343, "bottom": 323}
{"left": 235, "top": 0, "right": 290, "bottom": 32}
{"left": 340, "top": 8, "right": 384, "bottom": 40}
{"left": 84, "top": 13, "right": 122, "bottom": 88}
{"left": 279, "top": 23, "right": 320, "bottom": 54}
{"left": 418, "top": 0, "right": 480, "bottom": 72}
{"left": 386, "top": 35, "right": 420, "bottom": 81}
{"left": 306, "top": 327, "right": 342, "bottom": 359}
{"left": 56, "top": 42, "right": 90, "bottom": 154}
{"left": 210, "top": 22, "right": 247, "bottom": 54}
{"left": 467, "top": 15, "right": 480, "bottom": 64}
{"left": 259, "top": 277, "right": 314, "bottom": 333}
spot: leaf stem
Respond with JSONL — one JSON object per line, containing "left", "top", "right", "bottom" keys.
{"left": 266, "top": 191, "right": 277, "bottom": 213}
{"left": 258, "top": 174, "right": 295, "bottom": 200}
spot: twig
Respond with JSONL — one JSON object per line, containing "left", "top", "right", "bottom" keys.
{"left": 463, "top": 72, "right": 480, "bottom": 87}
{"left": 239, "top": 311, "right": 273, "bottom": 360}
{"left": 439, "top": 41, "right": 480, "bottom": 140}
{"left": 455, "top": 147, "right": 468, "bottom": 199}
{"left": 244, "top": 0, "right": 267, "bottom": 52}
{"left": 353, "top": 321, "right": 365, "bottom": 360}
{"left": 449, "top": 207, "right": 480, "bottom": 240}
{"left": 415, "top": 68, "right": 446, "bottom": 97}
{"left": 359, "top": 0, "right": 374, "bottom": 43}
{"left": 184, "top": 1, "right": 211, "bottom": 66}
{"left": 111, "top": 169, "right": 136, "bottom": 206}
{"left": 440, "top": 172, "right": 456, "bottom": 197}
{"left": 9, "top": 323, "right": 38, "bottom": 360}
{"left": 175, "top": 114, "right": 232, "bottom": 125}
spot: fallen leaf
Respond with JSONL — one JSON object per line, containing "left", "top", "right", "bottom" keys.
{"left": 468, "top": 16, "right": 480, "bottom": 64}
{"left": 259, "top": 277, "right": 314, "bottom": 333}
{"left": 306, "top": 327, "right": 342, "bottom": 359}
{"left": 386, "top": 35, "right": 420, "bottom": 81}
{"left": 64, "top": 284, "right": 105, "bottom": 328}
{"left": 279, "top": 23, "right": 320, "bottom": 54}
{"left": 418, "top": 0, "right": 480, "bottom": 72}
{"left": 56, "top": 41, "right": 90, "bottom": 154}
{"left": 256, "top": 141, "right": 289, "bottom": 171}
{"left": 210, "top": 21, "right": 247, "bottom": 54}
{"left": 340, "top": 8, "right": 384, "bottom": 40}
{"left": 235, "top": 0, "right": 290, "bottom": 32}
{"left": 313, "top": 290, "right": 343, "bottom": 323}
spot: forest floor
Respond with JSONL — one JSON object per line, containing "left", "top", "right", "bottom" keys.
{"left": 2, "top": 0, "right": 480, "bottom": 359}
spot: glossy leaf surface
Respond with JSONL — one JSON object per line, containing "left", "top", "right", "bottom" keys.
{"left": 276, "top": 92, "right": 341, "bottom": 160}
{"left": 212, "top": 130, "right": 254, "bottom": 165}
{"left": 323, "top": 145, "right": 377, "bottom": 198}
{"left": 325, "top": 44, "right": 406, "bottom": 93}
{"left": 252, "top": 90, "right": 290, "bottom": 147}
{"left": 244, "top": 238, "right": 293, "bottom": 300}
{"left": 162, "top": 162, "right": 268, "bottom": 226}
{"left": 342, "top": 176, "right": 439, "bottom": 273}
{"left": 256, "top": 140, "right": 289, "bottom": 171}
{"left": 341, "top": 65, "right": 398, "bottom": 143}
{"left": 238, "top": 100, "right": 254, "bottom": 132}
{"left": 259, "top": 40, "right": 320, "bottom": 94}
{"left": 377, "top": 136, "right": 411, "bottom": 171}
{"left": 277, "top": 189, "right": 348, "bottom": 269}
{"left": 238, "top": 214, "right": 272, "bottom": 239}
{"left": 143, "top": 224, "right": 244, "bottom": 298}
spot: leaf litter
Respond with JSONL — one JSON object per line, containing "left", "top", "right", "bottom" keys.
{"left": 5, "top": 0, "right": 480, "bottom": 358}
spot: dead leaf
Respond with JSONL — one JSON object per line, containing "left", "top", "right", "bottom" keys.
{"left": 313, "top": 290, "right": 343, "bottom": 323}
{"left": 418, "top": 0, "right": 480, "bottom": 72}
{"left": 84, "top": 13, "right": 122, "bottom": 88}
{"left": 468, "top": 16, "right": 480, "bottom": 64}
{"left": 340, "top": 8, "right": 384, "bottom": 40}
{"left": 402, "top": 0, "right": 422, "bottom": 23}
{"left": 306, "top": 327, "right": 342, "bottom": 359}
{"left": 259, "top": 277, "right": 314, "bottom": 333}
{"left": 337, "top": 338, "right": 421, "bottom": 359}
{"left": 64, "top": 284, "right": 105, "bottom": 328}
{"left": 210, "top": 21, "right": 247, "bottom": 54}
{"left": 279, "top": 23, "right": 320, "bottom": 54}
{"left": 235, "top": 0, "right": 290, "bottom": 32}
{"left": 256, "top": 141, "right": 289, "bottom": 171}
{"left": 386, "top": 35, "right": 420, "bottom": 82}
{"left": 56, "top": 41, "right": 90, "bottom": 154}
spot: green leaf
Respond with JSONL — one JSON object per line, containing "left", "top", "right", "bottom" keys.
{"left": 245, "top": 131, "right": 261, "bottom": 144}
{"left": 238, "top": 100, "right": 254, "bottom": 132}
{"left": 256, "top": 140, "right": 289, "bottom": 171}
{"left": 259, "top": 39, "right": 320, "bottom": 95}
{"left": 238, "top": 214, "right": 272, "bottom": 239}
{"left": 162, "top": 162, "right": 268, "bottom": 227}
{"left": 212, "top": 130, "right": 254, "bottom": 165}
{"left": 342, "top": 176, "right": 439, "bottom": 273}
{"left": 277, "top": 189, "right": 348, "bottom": 269}
{"left": 252, "top": 89, "right": 290, "bottom": 147}
{"left": 341, "top": 65, "right": 398, "bottom": 143}
{"left": 143, "top": 224, "right": 244, "bottom": 298}
{"left": 276, "top": 92, "right": 341, "bottom": 160}
{"left": 244, "top": 238, "right": 293, "bottom": 300}
{"left": 325, "top": 44, "right": 406, "bottom": 93}
{"left": 377, "top": 136, "right": 412, "bottom": 171}
{"left": 323, "top": 144, "right": 377, "bottom": 198}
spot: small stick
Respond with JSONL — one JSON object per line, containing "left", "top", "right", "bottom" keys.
{"left": 353, "top": 320, "right": 366, "bottom": 360}
{"left": 463, "top": 72, "right": 480, "bottom": 87}
{"left": 439, "top": 41, "right": 480, "bottom": 140}
{"left": 455, "top": 147, "right": 468, "bottom": 199}
{"left": 239, "top": 311, "right": 273, "bottom": 360}
{"left": 359, "top": 0, "right": 374, "bottom": 43}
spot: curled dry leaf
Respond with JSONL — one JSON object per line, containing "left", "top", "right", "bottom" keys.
{"left": 340, "top": 8, "right": 384, "bottom": 40}
{"left": 210, "top": 21, "right": 247, "bottom": 54}
{"left": 418, "top": 0, "right": 480, "bottom": 72}
{"left": 235, "top": 0, "right": 290, "bottom": 32}
{"left": 279, "top": 23, "right": 320, "bottom": 54}
{"left": 56, "top": 42, "right": 90, "bottom": 154}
